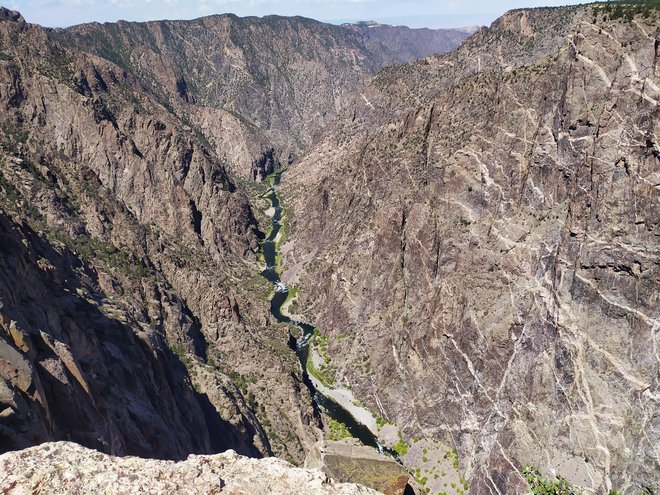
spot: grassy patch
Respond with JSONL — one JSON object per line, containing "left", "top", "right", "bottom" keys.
{"left": 327, "top": 417, "right": 352, "bottom": 441}
{"left": 443, "top": 448, "right": 460, "bottom": 470}
{"left": 0, "top": 169, "right": 22, "bottom": 206}
{"left": 281, "top": 284, "right": 300, "bottom": 313}
{"left": 306, "top": 330, "right": 337, "bottom": 387}
{"left": 169, "top": 342, "right": 193, "bottom": 370}
{"left": 393, "top": 434, "right": 408, "bottom": 456}
{"left": 1, "top": 124, "right": 28, "bottom": 146}
{"left": 307, "top": 349, "right": 336, "bottom": 387}
{"left": 256, "top": 249, "right": 266, "bottom": 264}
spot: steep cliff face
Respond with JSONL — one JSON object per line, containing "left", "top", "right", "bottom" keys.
{"left": 0, "top": 212, "right": 217, "bottom": 458}
{"left": 54, "top": 15, "right": 401, "bottom": 178}
{"left": 284, "top": 6, "right": 659, "bottom": 494}
{"left": 342, "top": 22, "right": 473, "bottom": 63}
{"left": 0, "top": 8, "right": 320, "bottom": 463}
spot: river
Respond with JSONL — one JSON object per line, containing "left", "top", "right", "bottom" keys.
{"left": 259, "top": 172, "right": 382, "bottom": 451}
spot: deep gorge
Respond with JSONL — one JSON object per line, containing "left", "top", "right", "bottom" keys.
{"left": 0, "top": 3, "right": 658, "bottom": 494}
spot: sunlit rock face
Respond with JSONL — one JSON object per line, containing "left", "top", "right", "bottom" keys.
{"left": 283, "top": 6, "right": 659, "bottom": 494}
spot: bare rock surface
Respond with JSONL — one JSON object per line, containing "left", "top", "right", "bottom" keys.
{"left": 284, "top": 6, "right": 660, "bottom": 494}
{"left": 0, "top": 441, "right": 383, "bottom": 494}
{"left": 0, "top": 212, "right": 216, "bottom": 458}
{"left": 313, "top": 440, "right": 410, "bottom": 495}
{"left": 53, "top": 16, "right": 468, "bottom": 181}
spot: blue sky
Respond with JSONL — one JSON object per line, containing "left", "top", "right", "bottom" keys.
{"left": 6, "top": 0, "right": 590, "bottom": 29}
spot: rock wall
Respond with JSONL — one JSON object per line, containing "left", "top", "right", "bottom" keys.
{"left": 284, "top": 6, "right": 659, "bottom": 494}
{"left": 0, "top": 8, "right": 318, "bottom": 463}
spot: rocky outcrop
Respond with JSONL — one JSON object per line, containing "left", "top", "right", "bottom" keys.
{"left": 308, "top": 440, "right": 410, "bottom": 495}
{"left": 0, "top": 441, "right": 383, "bottom": 494}
{"left": 0, "top": 212, "right": 219, "bottom": 458}
{"left": 284, "top": 6, "right": 660, "bottom": 494}
{"left": 0, "top": 7, "right": 24, "bottom": 24}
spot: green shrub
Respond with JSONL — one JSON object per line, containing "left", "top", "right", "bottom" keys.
{"left": 327, "top": 417, "right": 352, "bottom": 441}
{"left": 393, "top": 436, "right": 408, "bottom": 456}
{"left": 523, "top": 466, "right": 579, "bottom": 495}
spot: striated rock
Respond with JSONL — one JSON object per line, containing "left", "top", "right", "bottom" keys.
{"left": 310, "top": 440, "right": 410, "bottom": 495}
{"left": 0, "top": 441, "right": 383, "bottom": 494}
{"left": 3, "top": 2, "right": 657, "bottom": 494}
{"left": 284, "top": 5, "right": 660, "bottom": 494}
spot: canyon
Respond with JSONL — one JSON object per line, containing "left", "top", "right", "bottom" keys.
{"left": 0, "top": 3, "right": 658, "bottom": 495}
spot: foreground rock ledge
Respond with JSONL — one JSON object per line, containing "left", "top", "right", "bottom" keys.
{"left": 0, "top": 442, "right": 383, "bottom": 494}
{"left": 307, "top": 440, "right": 410, "bottom": 495}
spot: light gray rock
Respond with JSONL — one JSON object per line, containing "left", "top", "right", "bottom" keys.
{"left": 0, "top": 442, "right": 383, "bottom": 495}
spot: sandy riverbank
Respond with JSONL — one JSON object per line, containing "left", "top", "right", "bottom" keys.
{"left": 308, "top": 350, "right": 379, "bottom": 435}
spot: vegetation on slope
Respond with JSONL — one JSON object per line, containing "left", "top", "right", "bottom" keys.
{"left": 597, "top": 0, "right": 660, "bottom": 19}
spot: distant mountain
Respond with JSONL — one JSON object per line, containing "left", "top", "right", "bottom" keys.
{"left": 55, "top": 15, "right": 399, "bottom": 178}
{"left": 342, "top": 21, "right": 473, "bottom": 62}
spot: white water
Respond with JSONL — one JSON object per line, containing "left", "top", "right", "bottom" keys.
{"left": 274, "top": 281, "right": 288, "bottom": 293}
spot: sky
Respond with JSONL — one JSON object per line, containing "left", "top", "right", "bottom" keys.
{"left": 5, "top": 0, "right": 591, "bottom": 29}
